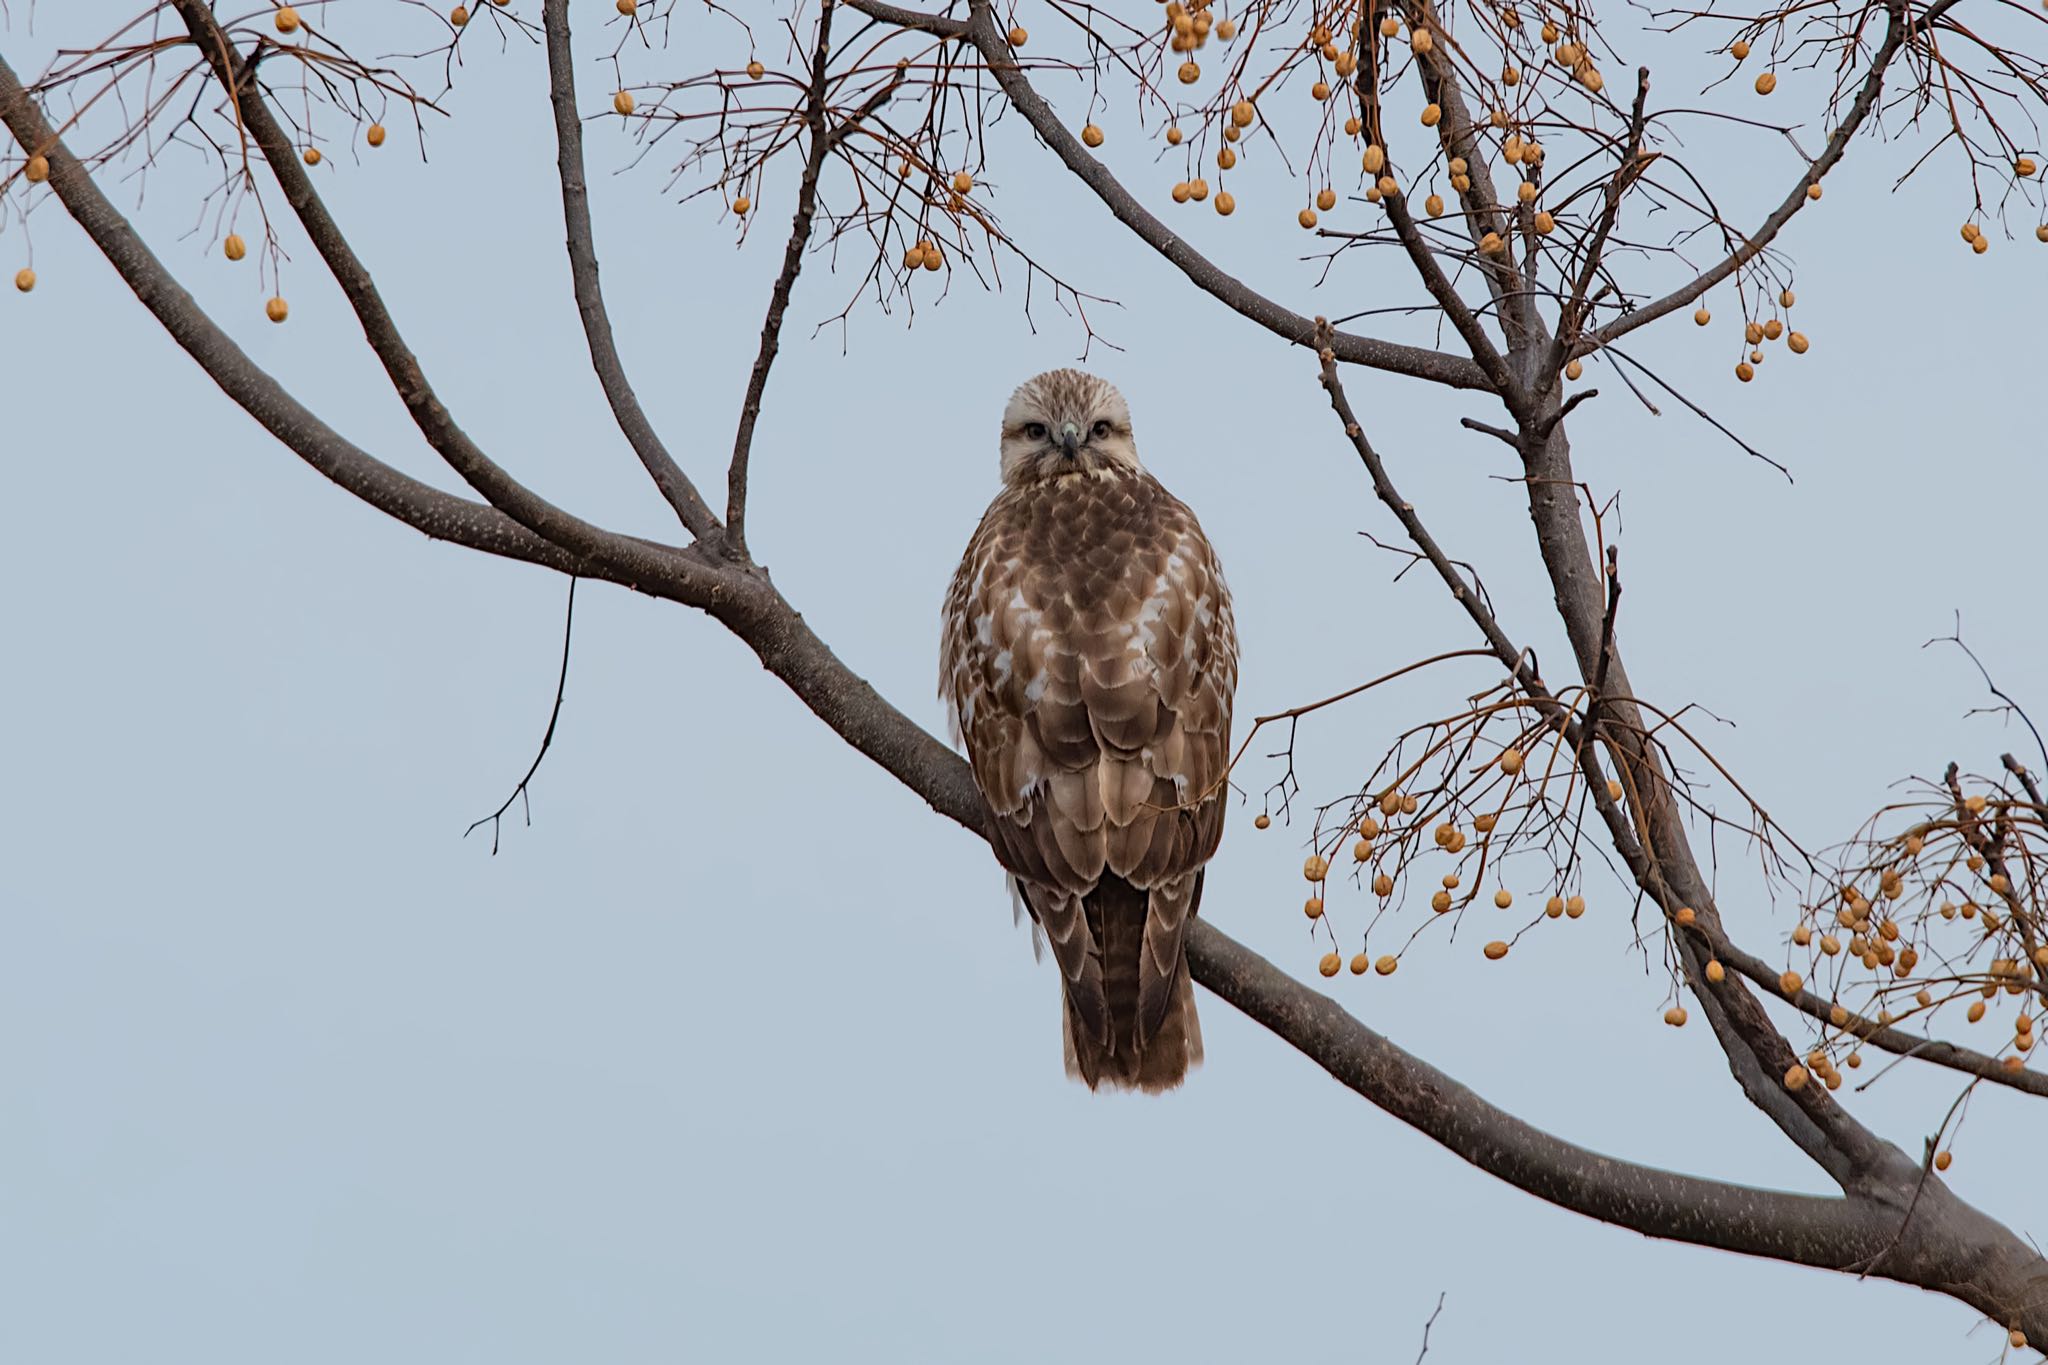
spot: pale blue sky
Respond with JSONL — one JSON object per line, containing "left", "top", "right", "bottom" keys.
{"left": 5, "top": 4, "right": 2046, "bottom": 1362}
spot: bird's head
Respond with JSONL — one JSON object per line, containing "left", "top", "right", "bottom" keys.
{"left": 998, "top": 369, "right": 1139, "bottom": 485}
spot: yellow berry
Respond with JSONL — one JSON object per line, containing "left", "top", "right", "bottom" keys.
{"left": 1787, "top": 331, "right": 1809, "bottom": 354}
{"left": 1216, "top": 18, "right": 1236, "bottom": 39}
{"left": 1830, "top": 1003, "right": 1850, "bottom": 1026}
{"left": 265, "top": 295, "right": 289, "bottom": 323}
{"left": 1664, "top": 1006, "right": 1688, "bottom": 1026}
{"left": 1545, "top": 896, "right": 1564, "bottom": 919}
{"left": 24, "top": 154, "right": 49, "bottom": 183}
{"left": 1189, "top": 177, "right": 1209, "bottom": 201}
{"left": 13, "top": 267, "right": 34, "bottom": 293}
{"left": 1008, "top": 25, "right": 1028, "bottom": 45}
{"left": 1780, "top": 288, "right": 1796, "bottom": 307}
{"left": 1361, "top": 144, "right": 1386, "bottom": 173}
{"left": 1735, "top": 362, "right": 1754, "bottom": 383}
{"left": 1541, "top": 21, "right": 1558, "bottom": 42}
{"left": 2038, "top": 225, "right": 2048, "bottom": 242}
{"left": 1312, "top": 81, "right": 1331, "bottom": 102}
{"left": 617, "top": 0, "right": 636, "bottom": 13}
{"left": 1533, "top": 210, "right": 1555, "bottom": 235}
{"left": 1783, "top": 1064, "right": 1809, "bottom": 1091}
{"left": 1806, "top": 183, "right": 1822, "bottom": 200}
{"left": 1779, "top": 970, "right": 1803, "bottom": 995}
{"left": 1253, "top": 812, "right": 1271, "bottom": 830}
{"left": 1792, "top": 923, "right": 1810, "bottom": 945}
{"left": 1081, "top": 123, "right": 1105, "bottom": 148}
{"left": 1676, "top": 907, "right": 1697, "bottom": 927}
{"left": 746, "top": 60, "right": 765, "bottom": 80}
{"left": 1494, "top": 889, "right": 1513, "bottom": 909}
{"left": 1215, "top": 191, "right": 1236, "bottom": 216}
{"left": 1411, "top": 28, "right": 1433, "bottom": 53}
{"left": 1319, "top": 951, "right": 1342, "bottom": 978}
{"left": 276, "top": 6, "right": 301, "bottom": 33}
{"left": 1518, "top": 180, "right": 1538, "bottom": 205}
{"left": 1566, "top": 895, "right": 1585, "bottom": 919}
{"left": 1731, "top": 39, "right": 1751, "bottom": 59}
{"left": 366, "top": 123, "right": 387, "bottom": 147}
{"left": 1479, "top": 231, "right": 1504, "bottom": 254}
{"left": 1500, "top": 747, "right": 1524, "bottom": 774}
{"left": 1304, "top": 854, "right": 1329, "bottom": 882}
{"left": 1483, "top": 940, "right": 1509, "bottom": 960}
{"left": 1969, "top": 1000, "right": 1987, "bottom": 1023}
{"left": 614, "top": 89, "right": 636, "bottom": 115}
{"left": 1172, "top": 182, "right": 1192, "bottom": 204}
{"left": 450, "top": 4, "right": 469, "bottom": 26}
{"left": 2019, "top": 156, "right": 2038, "bottom": 177}
{"left": 902, "top": 244, "right": 926, "bottom": 270}
{"left": 1350, "top": 952, "right": 1370, "bottom": 975}
{"left": 951, "top": 170, "right": 973, "bottom": 194}
{"left": 1764, "top": 319, "right": 1784, "bottom": 340}
{"left": 1344, "top": 116, "right": 1363, "bottom": 136}
{"left": 1421, "top": 103, "right": 1442, "bottom": 126}
{"left": 1373, "top": 874, "right": 1395, "bottom": 897}
{"left": 1166, "top": 125, "right": 1183, "bottom": 146}
{"left": 732, "top": 195, "right": 750, "bottom": 215}
{"left": 1706, "top": 959, "right": 1725, "bottom": 983}
{"left": 1217, "top": 147, "right": 1237, "bottom": 170}
{"left": 1377, "top": 174, "right": 1398, "bottom": 197}
{"left": 2010, "top": 1329, "right": 2026, "bottom": 1350}
{"left": 224, "top": 233, "right": 247, "bottom": 261}
{"left": 1503, "top": 65, "right": 1521, "bottom": 85}
{"left": 1178, "top": 61, "right": 1201, "bottom": 84}
{"left": 1754, "top": 71, "right": 1776, "bottom": 94}
{"left": 1936, "top": 1150, "right": 1954, "bottom": 1171}
{"left": 1375, "top": 954, "right": 1399, "bottom": 976}
{"left": 1305, "top": 896, "right": 1325, "bottom": 920}
{"left": 1400, "top": 795, "right": 1417, "bottom": 815}
{"left": 1317, "top": 187, "right": 1337, "bottom": 211}
{"left": 1231, "top": 99, "right": 1255, "bottom": 128}
{"left": 1382, "top": 15, "right": 1401, "bottom": 36}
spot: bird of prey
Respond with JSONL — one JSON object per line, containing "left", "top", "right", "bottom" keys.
{"left": 940, "top": 369, "right": 1238, "bottom": 1091}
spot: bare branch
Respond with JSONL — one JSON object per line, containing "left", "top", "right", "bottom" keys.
{"left": 727, "top": 0, "right": 843, "bottom": 557}
{"left": 542, "top": 0, "right": 723, "bottom": 541}
{"left": 467, "top": 578, "right": 578, "bottom": 855}
{"left": 849, "top": 0, "right": 1499, "bottom": 394}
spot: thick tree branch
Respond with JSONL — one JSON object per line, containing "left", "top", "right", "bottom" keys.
{"left": 541, "top": 0, "right": 722, "bottom": 541}
{"left": 0, "top": 54, "right": 604, "bottom": 584}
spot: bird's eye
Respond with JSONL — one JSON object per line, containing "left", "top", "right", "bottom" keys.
{"left": 1091, "top": 419, "right": 1113, "bottom": 439}
{"left": 1024, "top": 422, "right": 1048, "bottom": 441}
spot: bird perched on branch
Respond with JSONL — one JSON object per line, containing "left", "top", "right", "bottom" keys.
{"left": 941, "top": 369, "right": 1238, "bottom": 1091}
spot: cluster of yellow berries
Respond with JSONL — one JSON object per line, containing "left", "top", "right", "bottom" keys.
{"left": 1766, "top": 793, "right": 2045, "bottom": 1087}
{"left": 901, "top": 238, "right": 946, "bottom": 271}
{"left": 1163, "top": 0, "right": 1234, "bottom": 85}
{"left": 1278, "top": 764, "right": 1593, "bottom": 981}
{"left": 1725, "top": 288, "right": 1809, "bottom": 382}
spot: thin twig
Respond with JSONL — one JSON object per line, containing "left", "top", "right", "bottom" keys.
{"left": 467, "top": 578, "right": 579, "bottom": 855}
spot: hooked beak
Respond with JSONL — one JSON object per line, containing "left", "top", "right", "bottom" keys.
{"left": 1058, "top": 421, "right": 1081, "bottom": 458}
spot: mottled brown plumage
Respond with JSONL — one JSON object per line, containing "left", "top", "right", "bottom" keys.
{"left": 940, "top": 370, "right": 1238, "bottom": 1091}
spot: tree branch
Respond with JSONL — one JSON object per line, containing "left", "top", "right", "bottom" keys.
{"left": 168, "top": 0, "right": 690, "bottom": 585}
{"left": 542, "top": 0, "right": 723, "bottom": 541}
{"left": 726, "top": 0, "right": 841, "bottom": 557}
{"left": 849, "top": 0, "right": 1497, "bottom": 393}
{"left": 1586, "top": 0, "right": 1921, "bottom": 355}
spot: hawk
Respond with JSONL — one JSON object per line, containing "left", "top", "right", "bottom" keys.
{"left": 940, "top": 369, "right": 1238, "bottom": 1092}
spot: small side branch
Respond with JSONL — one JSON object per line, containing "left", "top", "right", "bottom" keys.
{"left": 467, "top": 578, "right": 579, "bottom": 855}
{"left": 728, "top": 0, "right": 843, "bottom": 557}
{"left": 543, "top": 0, "right": 722, "bottom": 540}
